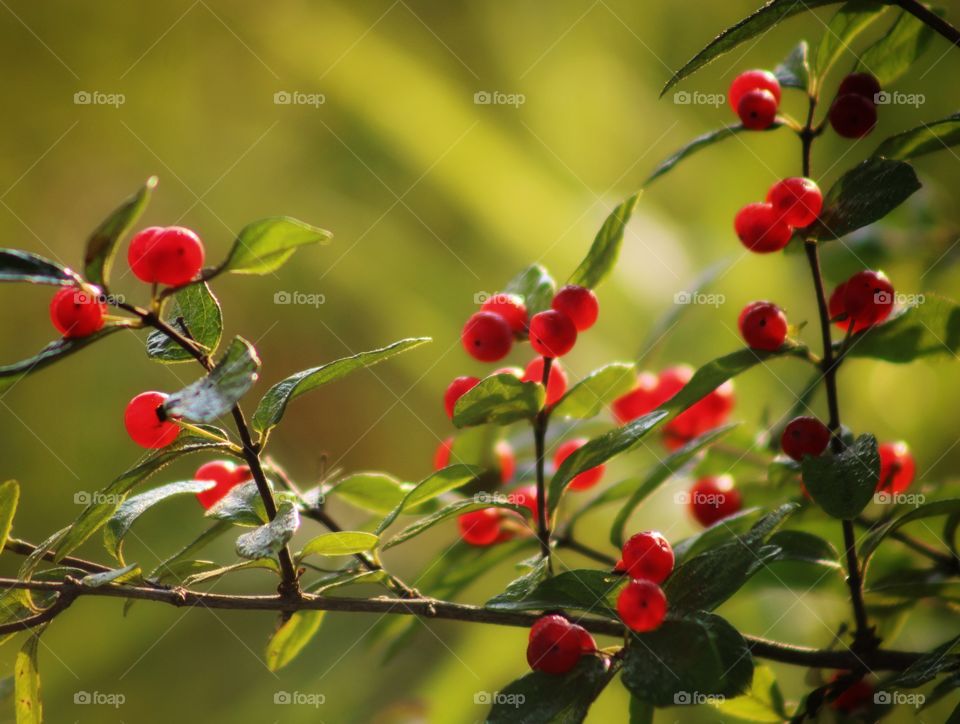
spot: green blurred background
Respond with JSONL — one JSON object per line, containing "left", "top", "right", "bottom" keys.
{"left": 1, "top": 1, "right": 959, "bottom": 721}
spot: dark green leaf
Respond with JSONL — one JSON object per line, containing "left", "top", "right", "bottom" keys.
{"left": 207, "top": 481, "right": 270, "bottom": 526}
{"left": 504, "top": 264, "right": 555, "bottom": 315}
{"left": 267, "top": 610, "right": 325, "bottom": 672}
{"left": 251, "top": 337, "right": 430, "bottom": 433}
{"left": 857, "top": 8, "right": 940, "bottom": 85}
{"left": 182, "top": 558, "right": 278, "bottom": 586}
{"left": 885, "top": 634, "right": 960, "bottom": 688}
{"left": 235, "top": 500, "right": 300, "bottom": 559}
{"left": 376, "top": 464, "right": 482, "bottom": 533}
{"left": 0, "top": 327, "right": 124, "bottom": 394}
{"left": 844, "top": 295, "right": 960, "bottom": 363}
{"left": 629, "top": 695, "right": 654, "bottom": 724}
{"left": 84, "top": 177, "right": 156, "bottom": 288}
{"left": 775, "top": 41, "right": 810, "bottom": 89}
{"left": 81, "top": 563, "right": 141, "bottom": 588}
{"left": 164, "top": 337, "right": 261, "bottom": 422}
{"left": 814, "top": 1, "right": 890, "bottom": 80}
{"left": 15, "top": 633, "right": 41, "bottom": 724}
{"left": 0, "top": 480, "right": 19, "bottom": 554}
{"left": 485, "top": 569, "right": 623, "bottom": 615}
{"left": 553, "top": 363, "right": 635, "bottom": 419}
{"left": 146, "top": 522, "right": 231, "bottom": 583}
{"left": 569, "top": 192, "right": 641, "bottom": 289}
{"left": 452, "top": 373, "right": 545, "bottom": 428}
{"left": 860, "top": 499, "right": 960, "bottom": 570}
{"left": 298, "top": 531, "right": 378, "bottom": 559}
{"left": 328, "top": 473, "right": 409, "bottom": 515}
{"left": 873, "top": 112, "right": 960, "bottom": 160}
{"left": 766, "top": 530, "right": 841, "bottom": 569}
{"left": 801, "top": 434, "right": 879, "bottom": 519}
{"left": 221, "top": 217, "right": 332, "bottom": 275}
{"left": 485, "top": 558, "right": 550, "bottom": 608}
{"left": 811, "top": 158, "right": 921, "bottom": 240}
{"left": 712, "top": 665, "right": 788, "bottom": 722}
{"left": 383, "top": 499, "right": 527, "bottom": 550}
{"left": 0, "top": 249, "right": 77, "bottom": 286}
{"left": 673, "top": 508, "right": 766, "bottom": 563}
{"left": 147, "top": 283, "right": 222, "bottom": 362}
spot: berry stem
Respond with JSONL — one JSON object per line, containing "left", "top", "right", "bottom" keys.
{"left": 533, "top": 356, "right": 554, "bottom": 571}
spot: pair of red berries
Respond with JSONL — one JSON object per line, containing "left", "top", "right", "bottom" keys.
{"left": 613, "top": 531, "right": 672, "bottom": 632}
{"left": 194, "top": 460, "right": 252, "bottom": 509}
{"left": 729, "top": 69, "right": 781, "bottom": 130}
{"left": 688, "top": 475, "right": 743, "bottom": 527}
{"left": 461, "top": 285, "right": 598, "bottom": 362}
{"left": 735, "top": 177, "right": 823, "bottom": 253}
{"left": 738, "top": 301, "right": 789, "bottom": 351}
{"left": 829, "top": 73, "right": 880, "bottom": 139}
{"left": 829, "top": 270, "right": 894, "bottom": 333}
{"left": 526, "top": 614, "right": 596, "bottom": 674}
{"left": 434, "top": 437, "right": 516, "bottom": 482}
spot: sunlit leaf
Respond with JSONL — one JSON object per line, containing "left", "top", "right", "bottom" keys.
{"left": 84, "top": 176, "right": 155, "bottom": 288}
{"left": 569, "top": 192, "right": 641, "bottom": 289}
{"left": 267, "top": 610, "right": 325, "bottom": 672}
{"left": 221, "top": 217, "right": 332, "bottom": 275}
{"left": 147, "top": 283, "right": 222, "bottom": 362}
{"left": 164, "top": 337, "right": 261, "bottom": 422}
{"left": 235, "top": 501, "right": 300, "bottom": 559}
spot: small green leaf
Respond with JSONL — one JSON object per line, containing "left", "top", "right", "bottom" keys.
{"left": 711, "top": 665, "right": 787, "bottom": 722}
{"left": 328, "top": 473, "right": 409, "bottom": 514}
{"left": 873, "top": 112, "right": 960, "bottom": 160}
{"left": 811, "top": 157, "right": 921, "bottom": 240}
{"left": 221, "top": 217, "right": 331, "bottom": 275}
{"left": 553, "top": 363, "right": 635, "bottom": 419}
{"left": 767, "top": 530, "right": 841, "bottom": 569}
{"left": 647, "top": 126, "right": 767, "bottom": 186}
{"left": 484, "top": 558, "right": 550, "bottom": 608}
{"left": 252, "top": 337, "right": 430, "bottom": 433}
{"left": 81, "top": 563, "right": 141, "bottom": 588}
{"left": 376, "top": 464, "right": 482, "bottom": 533}
{"left": 885, "top": 634, "right": 960, "bottom": 688}
{"left": 84, "top": 177, "right": 156, "bottom": 288}
{"left": 488, "top": 657, "right": 616, "bottom": 723}
{"left": 504, "top": 264, "right": 556, "bottom": 315}
{"left": 146, "top": 522, "right": 231, "bottom": 583}
{"left": 147, "top": 283, "right": 222, "bottom": 362}
{"left": 569, "top": 192, "right": 641, "bottom": 289}
{"left": 183, "top": 558, "right": 279, "bottom": 586}
{"left": 298, "top": 531, "right": 378, "bottom": 558}
{"left": 844, "top": 294, "right": 960, "bottom": 363}
{"left": 629, "top": 695, "right": 654, "bottom": 724}
{"left": 0, "top": 249, "right": 77, "bottom": 286}
{"left": 0, "top": 480, "right": 20, "bottom": 554}
{"left": 267, "top": 610, "right": 325, "bottom": 672}
{"left": 485, "top": 569, "right": 622, "bottom": 615}
{"left": 0, "top": 328, "right": 124, "bottom": 394}
{"left": 857, "top": 8, "right": 941, "bottom": 85}
{"left": 814, "top": 1, "right": 890, "bottom": 80}
{"left": 15, "top": 633, "right": 41, "bottom": 724}
{"left": 383, "top": 499, "right": 527, "bottom": 550}
{"left": 672, "top": 508, "right": 767, "bottom": 563}
{"left": 207, "top": 481, "right": 270, "bottom": 526}
{"left": 860, "top": 499, "right": 960, "bottom": 571}
{"left": 452, "top": 373, "right": 545, "bottom": 428}
{"left": 164, "top": 337, "right": 261, "bottom": 423}
{"left": 774, "top": 41, "right": 810, "bottom": 89}
{"left": 801, "top": 434, "right": 879, "bottom": 519}
{"left": 235, "top": 501, "right": 300, "bottom": 559}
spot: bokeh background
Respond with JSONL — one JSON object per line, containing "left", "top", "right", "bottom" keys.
{"left": 0, "top": 1, "right": 959, "bottom": 722}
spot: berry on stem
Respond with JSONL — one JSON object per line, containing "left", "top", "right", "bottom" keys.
{"left": 877, "top": 441, "right": 916, "bottom": 495}
{"left": 689, "top": 475, "right": 742, "bottom": 527}
{"left": 128, "top": 226, "right": 205, "bottom": 287}
{"left": 458, "top": 508, "right": 502, "bottom": 546}
{"left": 735, "top": 202, "right": 792, "bottom": 253}
{"left": 838, "top": 72, "right": 881, "bottom": 102}
{"left": 124, "top": 391, "right": 179, "bottom": 449}
{"left": 481, "top": 293, "right": 527, "bottom": 334}
{"left": 553, "top": 438, "right": 604, "bottom": 491}
{"left": 444, "top": 376, "right": 480, "bottom": 418}
{"left": 617, "top": 579, "right": 667, "bottom": 632}
{"left": 728, "top": 69, "right": 782, "bottom": 111}
{"left": 523, "top": 357, "right": 568, "bottom": 405}
{"left": 551, "top": 285, "right": 599, "bottom": 331}
{"left": 842, "top": 270, "right": 894, "bottom": 331}
{"left": 737, "top": 88, "right": 778, "bottom": 130}
{"left": 461, "top": 311, "right": 513, "bottom": 362}
{"left": 829, "top": 94, "right": 877, "bottom": 138}
{"left": 767, "top": 177, "right": 823, "bottom": 228}
{"left": 526, "top": 616, "right": 585, "bottom": 674}
{"left": 781, "top": 416, "right": 831, "bottom": 461}
{"left": 738, "top": 301, "right": 788, "bottom": 351}
{"left": 621, "top": 531, "right": 674, "bottom": 583}
{"left": 49, "top": 287, "right": 107, "bottom": 338}
{"left": 194, "top": 460, "right": 253, "bottom": 509}
{"left": 529, "top": 310, "right": 577, "bottom": 357}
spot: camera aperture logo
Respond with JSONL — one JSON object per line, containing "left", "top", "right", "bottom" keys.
{"left": 74, "top": 691, "right": 125, "bottom": 708}
{"left": 474, "top": 91, "right": 525, "bottom": 108}
{"left": 74, "top": 91, "right": 125, "bottom": 108}
{"left": 274, "top": 691, "right": 325, "bottom": 707}
{"left": 273, "top": 91, "right": 326, "bottom": 107}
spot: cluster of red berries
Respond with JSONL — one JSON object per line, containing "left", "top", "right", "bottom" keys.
{"left": 194, "top": 460, "right": 252, "bottom": 509}
{"left": 613, "top": 531, "right": 672, "bottom": 632}
{"left": 729, "top": 69, "right": 781, "bottom": 130}
{"left": 829, "top": 269, "right": 894, "bottom": 333}
{"left": 525, "top": 614, "right": 596, "bottom": 674}
{"left": 735, "top": 177, "right": 823, "bottom": 253}
{"left": 612, "top": 366, "right": 735, "bottom": 450}
{"left": 829, "top": 73, "right": 881, "bottom": 139}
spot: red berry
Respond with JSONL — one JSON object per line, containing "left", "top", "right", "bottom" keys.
{"left": 512, "top": 484, "right": 540, "bottom": 522}
{"left": 838, "top": 73, "right": 881, "bottom": 102}
{"left": 878, "top": 441, "right": 915, "bottom": 495}
{"left": 526, "top": 616, "right": 583, "bottom": 674}
{"left": 829, "top": 94, "right": 877, "bottom": 138}
{"left": 529, "top": 310, "right": 577, "bottom": 357}
{"left": 767, "top": 177, "right": 823, "bottom": 228}
{"left": 575, "top": 625, "right": 596, "bottom": 652}
{"left": 689, "top": 475, "right": 742, "bottom": 527}
{"left": 523, "top": 357, "right": 568, "bottom": 405}
{"left": 124, "top": 391, "right": 179, "bottom": 449}
{"left": 433, "top": 436, "right": 454, "bottom": 470}
{"left": 128, "top": 226, "right": 205, "bottom": 287}
{"left": 665, "top": 379, "right": 735, "bottom": 442}
{"left": 842, "top": 270, "right": 894, "bottom": 331}
{"left": 444, "top": 376, "right": 480, "bottom": 418}
{"left": 781, "top": 416, "right": 831, "bottom": 461}
{"left": 529, "top": 614, "right": 569, "bottom": 642}
{"left": 617, "top": 579, "right": 667, "bottom": 632}
{"left": 738, "top": 301, "right": 788, "bottom": 351}
{"left": 656, "top": 365, "right": 692, "bottom": 401}
{"left": 49, "top": 287, "right": 106, "bottom": 338}
{"left": 735, "top": 202, "right": 792, "bottom": 253}
{"left": 729, "top": 69, "right": 782, "bottom": 111}
{"left": 551, "top": 285, "right": 599, "bottom": 331}
{"left": 611, "top": 371, "right": 660, "bottom": 423}
{"left": 495, "top": 440, "right": 516, "bottom": 483}
{"left": 458, "top": 508, "right": 502, "bottom": 546}
{"left": 461, "top": 311, "right": 513, "bottom": 362}
{"left": 737, "top": 89, "right": 778, "bottom": 130}
{"left": 830, "top": 673, "right": 874, "bottom": 714}
{"left": 481, "top": 293, "right": 527, "bottom": 334}
{"left": 621, "top": 531, "right": 674, "bottom": 583}
{"left": 553, "top": 439, "right": 604, "bottom": 492}
{"left": 195, "top": 460, "right": 252, "bottom": 509}
{"left": 613, "top": 558, "right": 626, "bottom": 573}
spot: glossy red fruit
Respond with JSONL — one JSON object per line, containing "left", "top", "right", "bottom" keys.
{"left": 553, "top": 439, "right": 605, "bottom": 492}
{"left": 617, "top": 579, "right": 667, "bottom": 632}
{"left": 124, "top": 391, "right": 179, "bottom": 449}
{"left": 621, "top": 531, "right": 674, "bottom": 583}
{"left": 512, "top": 484, "right": 540, "bottom": 522}
{"left": 551, "top": 285, "right": 599, "bottom": 331}
{"left": 689, "top": 475, "right": 743, "bottom": 527}
{"left": 611, "top": 371, "right": 661, "bottom": 423}
{"left": 529, "top": 310, "right": 577, "bottom": 357}
{"left": 128, "top": 226, "right": 205, "bottom": 286}
{"left": 838, "top": 73, "right": 881, "bottom": 102}
{"left": 194, "top": 460, "right": 253, "bottom": 509}
{"left": 830, "top": 673, "right": 875, "bottom": 714}
{"left": 877, "top": 441, "right": 916, "bottom": 495}
{"left": 574, "top": 625, "right": 596, "bottom": 652}
{"left": 665, "top": 379, "right": 735, "bottom": 443}
{"left": 523, "top": 357, "right": 568, "bottom": 405}
{"left": 526, "top": 616, "right": 583, "bottom": 674}
{"left": 495, "top": 440, "right": 516, "bottom": 483}
{"left": 842, "top": 270, "right": 894, "bottom": 331}
{"left": 738, "top": 301, "right": 788, "bottom": 351}
{"left": 433, "top": 436, "right": 454, "bottom": 470}
{"left": 481, "top": 293, "right": 527, "bottom": 334}
{"left": 458, "top": 508, "right": 502, "bottom": 546}
{"left": 729, "top": 69, "right": 782, "bottom": 111}
{"left": 735, "top": 202, "right": 792, "bottom": 253}
{"left": 462, "top": 311, "right": 513, "bottom": 362}
{"left": 737, "top": 88, "right": 778, "bottom": 130}
{"left": 829, "top": 94, "right": 877, "bottom": 138}
{"left": 444, "top": 376, "right": 480, "bottom": 418}
{"left": 781, "top": 416, "right": 831, "bottom": 461}
{"left": 767, "top": 177, "right": 823, "bottom": 228}
{"left": 49, "top": 287, "right": 107, "bottom": 338}
{"left": 528, "top": 614, "right": 570, "bottom": 641}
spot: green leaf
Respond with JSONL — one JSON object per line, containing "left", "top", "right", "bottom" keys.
{"left": 873, "top": 112, "right": 960, "bottom": 160}
{"left": 673, "top": 508, "right": 767, "bottom": 563}
{"left": 298, "top": 531, "right": 378, "bottom": 559}
{"left": 104, "top": 480, "right": 216, "bottom": 562}
{"left": 328, "top": 473, "right": 409, "bottom": 514}
{"left": 553, "top": 363, "right": 636, "bottom": 419}
{"left": 452, "top": 373, "right": 545, "bottom": 428}
{"left": 814, "top": 1, "right": 890, "bottom": 80}
{"left": 83, "top": 176, "right": 156, "bottom": 288}
{"left": 621, "top": 612, "right": 754, "bottom": 706}
{"left": 164, "top": 337, "right": 261, "bottom": 423}
{"left": 629, "top": 695, "right": 654, "bottom": 724}
{"left": 0, "top": 249, "right": 77, "bottom": 286}
{"left": 885, "top": 634, "right": 960, "bottom": 688}
{"left": 81, "top": 563, "right": 141, "bottom": 588}
{"left": 383, "top": 499, "right": 527, "bottom": 550}
{"left": 221, "top": 217, "right": 332, "bottom": 275}
{"left": 266, "top": 610, "right": 325, "bottom": 672}
{"left": 811, "top": 157, "right": 921, "bottom": 240}
{"left": 487, "top": 657, "right": 616, "bottom": 724}
{"left": 146, "top": 522, "right": 230, "bottom": 583}
{"left": 207, "top": 481, "right": 270, "bottom": 526}
{"left": 146, "top": 283, "right": 222, "bottom": 362}
{"left": 857, "top": 8, "right": 940, "bottom": 85}
{"left": 711, "top": 665, "right": 787, "bottom": 722}
{"left": 844, "top": 294, "right": 960, "bottom": 363}
{"left": 484, "top": 558, "right": 550, "bottom": 608}
{"left": 0, "top": 480, "right": 19, "bottom": 554}
{"left": 660, "top": 0, "right": 841, "bottom": 96}
{"left": 15, "top": 633, "right": 41, "bottom": 724}
{"left": 485, "top": 569, "right": 622, "bottom": 615}
{"left": 182, "top": 558, "right": 278, "bottom": 586}
{"left": 766, "top": 530, "right": 841, "bottom": 569}
{"left": 801, "top": 434, "right": 879, "bottom": 519}
{"left": 774, "top": 41, "right": 810, "bottom": 90}
{"left": 548, "top": 411, "right": 668, "bottom": 516}
{"left": 376, "top": 464, "right": 482, "bottom": 533}
{"left": 251, "top": 337, "right": 430, "bottom": 433}
{"left": 569, "top": 192, "right": 641, "bottom": 289}
{"left": 235, "top": 500, "right": 300, "bottom": 559}
{"left": 860, "top": 499, "right": 960, "bottom": 571}
{"left": 305, "top": 569, "right": 389, "bottom": 595}
{"left": 504, "top": 264, "right": 556, "bottom": 315}
{"left": 0, "top": 327, "right": 123, "bottom": 394}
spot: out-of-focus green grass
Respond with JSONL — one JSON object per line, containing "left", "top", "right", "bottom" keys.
{"left": 0, "top": 1, "right": 959, "bottom": 721}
